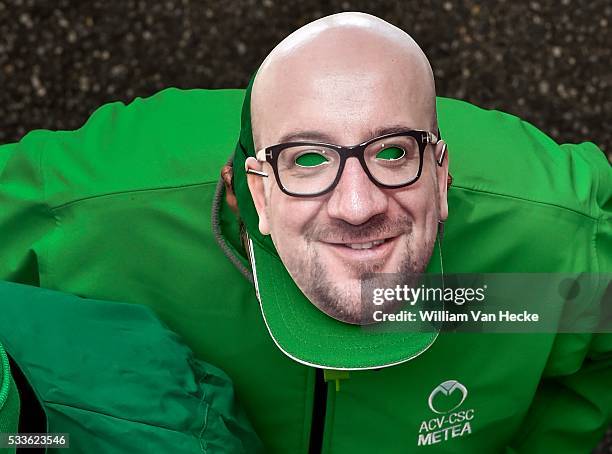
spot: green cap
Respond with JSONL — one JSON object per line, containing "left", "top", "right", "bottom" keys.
{"left": 233, "top": 74, "right": 440, "bottom": 370}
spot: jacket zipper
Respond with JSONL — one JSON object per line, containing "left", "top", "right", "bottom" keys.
{"left": 308, "top": 368, "right": 328, "bottom": 454}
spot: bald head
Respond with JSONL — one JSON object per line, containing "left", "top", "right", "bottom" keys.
{"left": 251, "top": 12, "right": 437, "bottom": 150}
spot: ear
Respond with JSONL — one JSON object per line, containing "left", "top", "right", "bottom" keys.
{"left": 435, "top": 141, "right": 449, "bottom": 222}
{"left": 245, "top": 157, "right": 271, "bottom": 235}
{"left": 220, "top": 165, "right": 239, "bottom": 215}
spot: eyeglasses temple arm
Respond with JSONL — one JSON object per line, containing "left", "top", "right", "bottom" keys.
{"left": 431, "top": 130, "right": 447, "bottom": 167}
{"left": 246, "top": 148, "right": 269, "bottom": 177}
{"left": 246, "top": 169, "right": 268, "bottom": 177}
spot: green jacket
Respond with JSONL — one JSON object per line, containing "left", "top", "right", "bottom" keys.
{"left": 0, "top": 281, "right": 262, "bottom": 453}
{"left": 0, "top": 88, "right": 610, "bottom": 453}
{"left": 0, "top": 342, "right": 20, "bottom": 454}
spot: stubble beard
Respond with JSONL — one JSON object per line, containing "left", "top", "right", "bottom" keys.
{"left": 282, "top": 214, "right": 438, "bottom": 325}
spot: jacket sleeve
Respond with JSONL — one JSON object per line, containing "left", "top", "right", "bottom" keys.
{"left": 505, "top": 334, "right": 612, "bottom": 453}
{"left": 0, "top": 130, "right": 56, "bottom": 285}
{"left": 506, "top": 143, "right": 612, "bottom": 453}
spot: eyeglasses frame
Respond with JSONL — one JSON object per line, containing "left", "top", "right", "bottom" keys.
{"left": 246, "top": 129, "right": 447, "bottom": 198}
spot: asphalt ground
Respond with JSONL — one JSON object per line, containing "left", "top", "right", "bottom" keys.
{"left": 0, "top": 1, "right": 610, "bottom": 451}
{"left": 0, "top": 0, "right": 610, "bottom": 161}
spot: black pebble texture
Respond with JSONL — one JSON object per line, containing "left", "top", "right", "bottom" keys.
{"left": 0, "top": 0, "right": 611, "bottom": 450}
{"left": 0, "top": 0, "right": 610, "bottom": 161}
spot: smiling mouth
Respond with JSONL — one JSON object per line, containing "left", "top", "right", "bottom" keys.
{"left": 344, "top": 239, "right": 386, "bottom": 250}
{"left": 323, "top": 235, "right": 400, "bottom": 252}
{"left": 318, "top": 236, "right": 399, "bottom": 269}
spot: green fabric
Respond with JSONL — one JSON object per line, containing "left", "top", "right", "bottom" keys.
{"left": 0, "top": 342, "right": 20, "bottom": 454}
{"left": 0, "top": 280, "right": 262, "bottom": 453}
{"left": 0, "top": 87, "right": 609, "bottom": 453}
{"left": 233, "top": 75, "right": 262, "bottom": 252}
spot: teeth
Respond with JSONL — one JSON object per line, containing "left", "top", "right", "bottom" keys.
{"left": 346, "top": 239, "right": 385, "bottom": 250}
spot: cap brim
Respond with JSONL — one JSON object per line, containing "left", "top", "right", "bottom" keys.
{"left": 248, "top": 238, "right": 439, "bottom": 370}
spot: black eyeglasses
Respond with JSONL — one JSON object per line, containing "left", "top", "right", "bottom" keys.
{"left": 246, "top": 129, "right": 446, "bottom": 197}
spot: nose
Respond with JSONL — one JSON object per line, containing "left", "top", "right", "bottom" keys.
{"left": 326, "top": 157, "right": 389, "bottom": 225}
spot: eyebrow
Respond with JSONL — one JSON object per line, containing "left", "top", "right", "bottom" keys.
{"left": 276, "top": 124, "right": 415, "bottom": 145}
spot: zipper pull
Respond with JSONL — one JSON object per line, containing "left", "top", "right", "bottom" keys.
{"left": 323, "top": 369, "right": 350, "bottom": 392}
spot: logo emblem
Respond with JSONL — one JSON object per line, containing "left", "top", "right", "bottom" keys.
{"left": 427, "top": 380, "right": 468, "bottom": 414}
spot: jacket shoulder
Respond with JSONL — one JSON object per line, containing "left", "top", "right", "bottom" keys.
{"left": 39, "top": 88, "right": 245, "bottom": 208}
